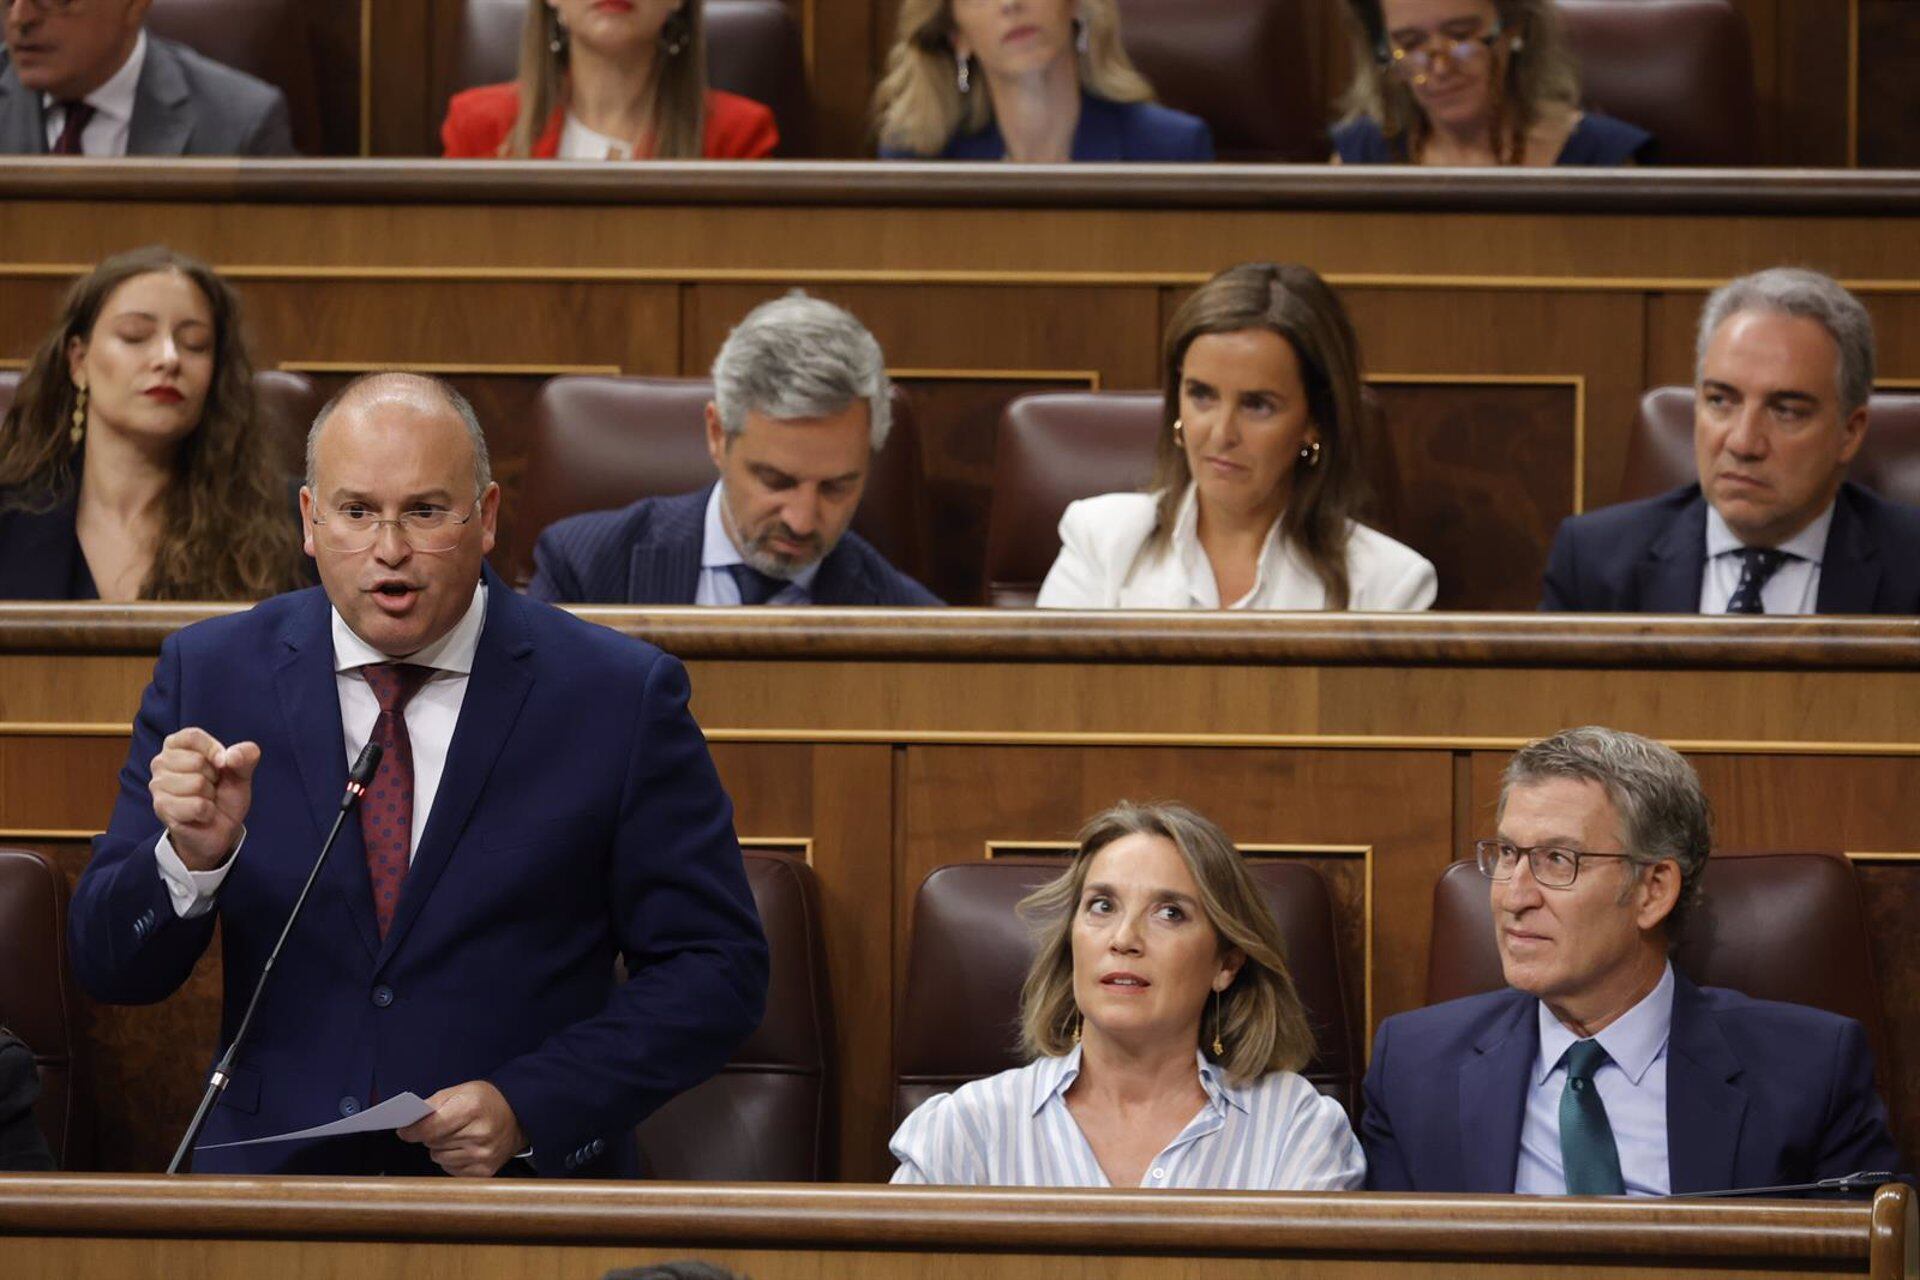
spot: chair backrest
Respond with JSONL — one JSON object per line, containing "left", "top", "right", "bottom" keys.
{"left": 0, "top": 370, "right": 16, "bottom": 422}
{"left": 449, "top": 0, "right": 811, "bottom": 155}
{"left": 1424, "top": 853, "right": 1893, "bottom": 1097}
{"left": 146, "top": 0, "right": 327, "bottom": 155}
{"left": 0, "top": 849, "right": 90, "bottom": 1170}
{"left": 634, "top": 849, "right": 834, "bottom": 1179}
{"left": 893, "top": 857, "right": 1359, "bottom": 1129}
{"left": 1619, "top": 386, "right": 1920, "bottom": 507}
{"left": 1558, "top": 0, "right": 1758, "bottom": 166}
{"left": 982, "top": 389, "right": 1404, "bottom": 607}
{"left": 513, "top": 374, "right": 927, "bottom": 590}
{"left": 1114, "top": 0, "right": 1324, "bottom": 161}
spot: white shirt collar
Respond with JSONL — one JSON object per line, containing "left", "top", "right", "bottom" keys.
{"left": 1169, "top": 483, "right": 1293, "bottom": 610}
{"left": 1029, "top": 1043, "right": 1248, "bottom": 1118}
{"left": 43, "top": 27, "right": 144, "bottom": 124}
{"left": 329, "top": 582, "right": 487, "bottom": 675}
{"left": 700, "top": 482, "right": 823, "bottom": 591}
{"left": 1705, "top": 497, "right": 1834, "bottom": 567}
{"left": 1534, "top": 961, "right": 1675, "bottom": 1088}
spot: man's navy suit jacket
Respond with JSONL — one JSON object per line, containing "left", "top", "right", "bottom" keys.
{"left": 527, "top": 485, "right": 942, "bottom": 605}
{"left": 1541, "top": 481, "right": 1920, "bottom": 613}
{"left": 1360, "top": 972, "right": 1907, "bottom": 1193}
{"left": 68, "top": 567, "right": 768, "bottom": 1176}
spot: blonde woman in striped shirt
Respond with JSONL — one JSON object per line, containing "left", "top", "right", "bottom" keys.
{"left": 890, "top": 802, "right": 1365, "bottom": 1189}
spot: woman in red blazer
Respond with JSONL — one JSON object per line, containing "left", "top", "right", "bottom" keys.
{"left": 442, "top": 0, "right": 777, "bottom": 160}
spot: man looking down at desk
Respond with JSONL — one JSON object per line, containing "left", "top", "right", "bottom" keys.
{"left": 70, "top": 372, "right": 767, "bottom": 1176}
{"left": 529, "top": 292, "right": 940, "bottom": 606}
{"left": 0, "top": 0, "right": 294, "bottom": 156}
{"left": 1361, "top": 726, "right": 1906, "bottom": 1194}
{"left": 1543, "top": 268, "right": 1920, "bottom": 614}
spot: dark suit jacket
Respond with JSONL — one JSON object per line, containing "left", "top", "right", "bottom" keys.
{"left": 0, "top": 492, "right": 96, "bottom": 600}
{"left": 1361, "top": 973, "right": 1908, "bottom": 1193}
{"left": 528, "top": 485, "right": 943, "bottom": 606}
{"left": 0, "top": 35, "right": 294, "bottom": 156}
{"left": 0, "top": 1031, "right": 55, "bottom": 1172}
{"left": 68, "top": 566, "right": 768, "bottom": 1176}
{"left": 881, "top": 92, "right": 1214, "bottom": 161}
{"left": 1541, "top": 481, "right": 1920, "bottom": 614}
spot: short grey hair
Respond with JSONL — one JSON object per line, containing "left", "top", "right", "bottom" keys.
{"left": 1696, "top": 267, "right": 1876, "bottom": 417}
{"left": 305, "top": 371, "right": 492, "bottom": 495}
{"left": 1498, "top": 726, "right": 1712, "bottom": 938}
{"left": 710, "top": 291, "right": 892, "bottom": 449}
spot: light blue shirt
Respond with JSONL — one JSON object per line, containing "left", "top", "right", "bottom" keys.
{"left": 889, "top": 1045, "right": 1365, "bottom": 1190}
{"left": 694, "top": 484, "right": 820, "bottom": 606}
{"left": 1699, "top": 500, "right": 1831, "bottom": 615}
{"left": 1515, "top": 962, "right": 1674, "bottom": 1196}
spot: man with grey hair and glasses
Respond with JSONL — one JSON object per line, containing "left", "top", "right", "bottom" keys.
{"left": 1361, "top": 725, "right": 1905, "bottom": 1194}
{"left": 530, "top": 293, "right": 941, "bottom": 606}
{"left": 1543, "top": 267, "right": 1920, "bottom": 613}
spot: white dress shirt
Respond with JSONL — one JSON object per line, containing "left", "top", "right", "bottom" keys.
{"left": 1036, "top": 486, "right": 1436, "bottom": 610}
{"left": 889, "top": 1045, "right": 1366, "bottom": 1190}
{"left": 1698, "top": 501, "right": 1831, "bottom": 615}
{"left": 556, "top": 113, "right": 631, "bottom": 160}
{"left": 1514, "top": 962, "right": 1674, "bottom": 1196}
{"left": 41, "top": 30, "right": 145, "bottom": 157}
{"left": 154, "top": 585, "right": 489, "bottom": 918}
{"left": 694, "top": 483, "right": 821, "bottom": 605}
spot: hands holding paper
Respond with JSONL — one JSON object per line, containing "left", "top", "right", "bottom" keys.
{"left": 398, "top": 1080, "right": 527, "bottom": 1177}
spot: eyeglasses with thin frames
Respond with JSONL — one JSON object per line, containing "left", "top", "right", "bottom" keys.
{"left": 1379, "top": 21, "right": 1507, "bottom": 85}
{"left": 308, "top": 499, "right": 482, "bottom": 554}
{"left": 1473, "top": 839, "right": 1638, "bottom": 890}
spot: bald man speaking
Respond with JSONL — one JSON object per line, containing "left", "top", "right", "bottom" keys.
{"left": 70, "top": 373, "right": 766, "bottom": 1177}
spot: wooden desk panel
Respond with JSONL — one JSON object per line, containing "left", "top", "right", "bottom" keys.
{"left": 0, "top": 1177, "right": 1911, "bottom": 1279}
{"left": 4, "top": 607, "right": 1920, "bottom": 1178}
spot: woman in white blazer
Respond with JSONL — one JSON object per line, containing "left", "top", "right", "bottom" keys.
{"left": 1037, "top": 262, "right": 1436, "bottom": 611}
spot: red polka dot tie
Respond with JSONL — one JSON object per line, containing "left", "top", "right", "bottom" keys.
{"left": 359, "top": 663, "right": 434, "bottom": 939}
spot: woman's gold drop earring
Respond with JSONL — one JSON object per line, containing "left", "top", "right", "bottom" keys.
{"left": 1211, "top": 987, "right": 1225, "bottom": 1057}
{"left": 69, "top": 383, "right": 87, "bottom": 446}
{"left": 1172, "top": 418, "right": 1186, "bottom": 447}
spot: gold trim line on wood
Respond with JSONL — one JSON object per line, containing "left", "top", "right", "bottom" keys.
{"left": 985, "top": 842, "right": 1376, "bottom": 1033}
{"left": 0, "top": 828, "right": 99, "bottom": 841}
{"left": 5, "top": 262, "right": 1920, "bottom": 294}
{"left": 1846, "top": 851, "right": 1920, "bottom": 863}
{"left": 698, "top": 729, "right": 1920, "bottom": 756}
{"left": 279, "top": 361, "right": 623, "bottom": 376}
{"left": 0, "top": 723, "right": 132, "bottom": 737}
{"left": 1368, "top": 373, "right": 1586, "bottom": 514}
{"left": 740, "top": 835, "right": 814, "bottom": 866}
{"left": 890, "top": 368, "right": 1103, "bottom": 390}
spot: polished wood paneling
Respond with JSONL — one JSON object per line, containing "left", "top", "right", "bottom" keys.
{"left": 1859, "top": 2, "right": 1920, "bottom": 168}
{"left": 0, "top": 1177, "right": 1906, "bottom": 1280}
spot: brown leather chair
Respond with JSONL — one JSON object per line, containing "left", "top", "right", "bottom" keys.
{"left": 634, "top": 849, "right": 834, "bottom": 1179}
{"left": 981, "top": 390, "right": 1403, "bottom": 607}
{"left": 1115, "top": 0, "right": 1324, "bottom": 162}
{"left": 1559, "top": 0, "right": 1759, "bottom": 166}
{"left": 1618, "top": 386, "right": 1920, "bottom": 507}
{"left": 1423, "top": 853, "right": 1894, "bottom": 1101}
{"left": 448, "top": 0, "right": 811, "bottom": 155}
{"left": 894, "top": 857, "right": 1359, "bottom": 1128}
{"left": 513, "top": 375, "right": 927, "bottom": 590}
{"left": 146, "top": 0, "right": 327, "bottom": 155}
{"left": 0, "top": 849, "right": 91, "bottom": 1170}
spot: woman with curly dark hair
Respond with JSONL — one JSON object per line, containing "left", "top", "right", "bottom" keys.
{"left": 0, "top": 245, "right": 305, "bottom": 600}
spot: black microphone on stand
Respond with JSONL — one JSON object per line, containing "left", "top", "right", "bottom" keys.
{"left": 1668, "top": 1171, "right": 1902, "bottom": 1198}
{"left": 167, "top": 742, "right": 383, "bottom": 1175}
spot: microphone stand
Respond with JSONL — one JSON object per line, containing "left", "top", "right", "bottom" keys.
{"left": 167, "top": 743, "right": 383, "bottom": 1175}
{"left": 1668, "top": 1171, "right": 1901, "bottom": 1199}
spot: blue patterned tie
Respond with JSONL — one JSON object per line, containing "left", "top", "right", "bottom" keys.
{"left": 725, "top": 562, "right": 791, "bottom": 605}
{"left": 1559, "top": 1039, "right": 1625, "bottom": 1195}
{"left": 1725, "top": 547, "right": 1789, "bottom": 614}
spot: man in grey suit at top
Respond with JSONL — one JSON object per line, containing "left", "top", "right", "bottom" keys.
{"left": 1, "top": 0, "right": 293, "bottom": 156}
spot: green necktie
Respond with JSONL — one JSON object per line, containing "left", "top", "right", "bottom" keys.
{"left": 1559, "top": 1039, "right": 1625, "bottom": 1195}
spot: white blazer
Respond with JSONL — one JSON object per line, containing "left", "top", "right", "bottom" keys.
{"left": 1036, "top": 489, "right": 1437, "bottom": 611}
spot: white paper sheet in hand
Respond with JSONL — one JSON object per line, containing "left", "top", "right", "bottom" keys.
{"left": 195, "top": 1091, "right": 435, "bottom": 1150}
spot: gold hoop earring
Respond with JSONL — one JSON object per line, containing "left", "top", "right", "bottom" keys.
{"left": 1172, "top": 418, "right": 1186, "bottom": 447}
{"left": 1298, "top": 438, "right": 1322, "bottom": 469}
{"left": 69, "top": 383, "right": 87, "bottom": 446}
{"left": 1211, "top": 987, "right": 1224, "bottom": 1057}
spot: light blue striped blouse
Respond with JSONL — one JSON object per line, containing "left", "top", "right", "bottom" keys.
{"left": 889, "top": 1046, "right": 1366, "bottom": 1189}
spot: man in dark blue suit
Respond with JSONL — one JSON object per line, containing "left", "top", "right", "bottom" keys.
{"left": 529, "top": 294, "right": 939, "bottom": 606}
{"left": 1544, "top": 268, "right": 1920, "bottom": 614}
{"left": 1362, "top": 726, "right": 1905, "bottom": 1195}
{"left": 69, "top": 373, "right": 767, "bottom": 1177}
